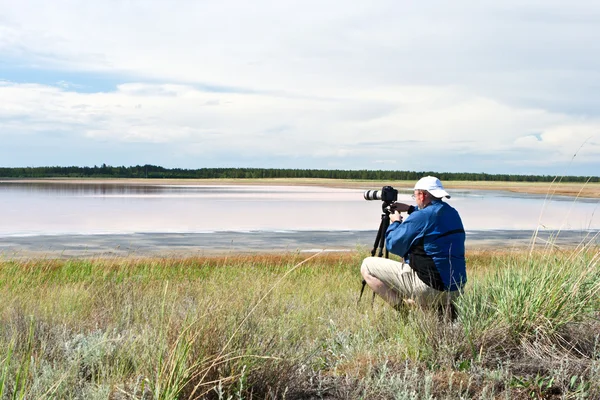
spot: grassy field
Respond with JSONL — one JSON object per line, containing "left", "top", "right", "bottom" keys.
{"left": 0, "top": 246, "right": 599, "bottom": 399}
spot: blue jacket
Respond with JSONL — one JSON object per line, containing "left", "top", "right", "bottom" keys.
{"left": 385, "top": 200, "right": 466, "bottom": 291}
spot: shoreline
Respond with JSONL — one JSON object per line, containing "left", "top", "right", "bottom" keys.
{"left": 1, "top": 229, "right": 597, "bottom": 260}
{"left": 3, "top": 177, "right": 600, "bottom": 198}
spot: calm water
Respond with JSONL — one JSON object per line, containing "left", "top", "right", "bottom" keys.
{"left": 1, "top": 182, "right": 598, "bottom": 256}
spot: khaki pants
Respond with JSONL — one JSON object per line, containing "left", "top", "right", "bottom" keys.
{"left": 361, "top": 257, "right": 458, "bottom": 307}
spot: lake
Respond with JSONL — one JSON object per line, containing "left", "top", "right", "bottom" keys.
{"left": 1, "top": 182, "right": 599, "bottom": 257}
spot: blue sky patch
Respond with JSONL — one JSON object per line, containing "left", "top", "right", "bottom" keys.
{"left": 0, "top": 61, "right": 126, "bottom": 93}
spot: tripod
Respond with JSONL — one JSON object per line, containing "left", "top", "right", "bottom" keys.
{"left": 371, "top": 201, "right": 393, "bottom": 258}
{"left": 358, "top": 201, "right": 394, "bottom": 305}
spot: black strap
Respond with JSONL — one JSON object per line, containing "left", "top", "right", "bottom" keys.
{"left": 435, "top": 228, "right": 465, "bottom": 240}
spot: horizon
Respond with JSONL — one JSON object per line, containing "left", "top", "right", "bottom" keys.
{"left": 2, "top": 164, "right": 597, "bottom": 179}
{"left": 1, "top": 1, "right": 599, "bottom": 176}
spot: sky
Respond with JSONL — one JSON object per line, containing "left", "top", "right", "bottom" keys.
{"left": 1, "top": 1, "right": 600, "bottom": 176}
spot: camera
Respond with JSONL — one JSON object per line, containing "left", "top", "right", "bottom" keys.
{"left": 363, "top": 186, "right": 398, "bottom": 203}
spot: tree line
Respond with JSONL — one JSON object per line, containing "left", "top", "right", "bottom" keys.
{"left": 0, "top": 164, "right": 597, "bottom": 182}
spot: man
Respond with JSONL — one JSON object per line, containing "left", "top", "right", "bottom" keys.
{"left": 360, "top": 176, "right": 466, "bottom": 313}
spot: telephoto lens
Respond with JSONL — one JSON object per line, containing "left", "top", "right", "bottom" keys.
{"left": 364, "top": 186, "right": 398, "bottom": 202}
{"left": 363, "top": 190, "right": 382, "bottom": 201}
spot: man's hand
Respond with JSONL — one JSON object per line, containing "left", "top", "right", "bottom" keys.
{"left": 390, "top": 210, "right": 403, "bottom": 224}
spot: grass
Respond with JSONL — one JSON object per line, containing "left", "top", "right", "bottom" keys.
{"left": 0, "top": 248, "right": 598, "bottom": 399}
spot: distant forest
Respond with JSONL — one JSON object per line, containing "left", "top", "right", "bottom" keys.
{"left": 0, "top": 164, "right": 598, "bottom": 182}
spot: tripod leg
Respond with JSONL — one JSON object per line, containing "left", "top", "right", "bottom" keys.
{"left": 357, "top": 279, "right": 367, "bottom": 305}
{"left": 371, "top": 215, "right": 386, "bottom": 257}
{"left": 378, "top": 214, "right": 390, "bottom": 257}
{"left": 362, "top": 212, "right": 392, "bottom": 307}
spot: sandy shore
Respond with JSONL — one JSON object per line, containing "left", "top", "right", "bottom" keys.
{"left": 3, "top": 177, "right": 600, "bottom": 198}
{"left": 2, "top": 229, "right": 597, "bottom": 259}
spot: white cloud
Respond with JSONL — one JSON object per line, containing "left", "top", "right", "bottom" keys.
{"left": 2, "top": 1, "right": 598, "bottom": 95}
{"left": 1, "top": 0, "right": 600, "bottom": 173}
{"left": 512, "top": 124, "right": 600, "bottom": 163}
{"left": 1, "top": 80, "right": 598, "bottom": 167}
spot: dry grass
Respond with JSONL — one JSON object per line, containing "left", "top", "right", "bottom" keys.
{"left": 0, "top": 248, "right": 599, "bottom": 399}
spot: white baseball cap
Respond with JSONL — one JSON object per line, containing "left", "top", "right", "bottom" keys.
{"left": 414, "top": 176, "right": 451, "bottom": 199}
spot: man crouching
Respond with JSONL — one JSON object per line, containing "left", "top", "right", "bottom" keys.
{"left": 360, "top": 176, "right": 467, "bottom": 317}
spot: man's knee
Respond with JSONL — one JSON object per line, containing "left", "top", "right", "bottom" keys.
{"left": 360, "top": 258, "right": 370, "bottom": 279}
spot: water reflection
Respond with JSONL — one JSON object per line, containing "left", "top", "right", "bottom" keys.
{"left": 0, "top": 182, "right": 166, "bottom": 195}
{"left": 0, "top": 182, "right": 356, "bottom": 197}
{"left": 0, "top": 182, "right": 598, "bottom": 237}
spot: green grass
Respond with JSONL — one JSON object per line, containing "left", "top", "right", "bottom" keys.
{"left": 0, "top": 248, "right": 598, "bottom": 399}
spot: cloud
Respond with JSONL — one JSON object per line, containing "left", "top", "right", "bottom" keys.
{"left": 1, "top": 1, "right": 600, "bottom": 174}
{"left": 2, "top": 1, "right": 598, "bottom": 97}
{"left": 1, "top": 80, "right": 598, "bottom": 167}
{"left": 513, "top": 124, "right": 600, "bottom": 163}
